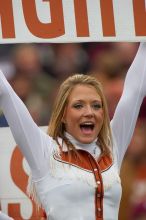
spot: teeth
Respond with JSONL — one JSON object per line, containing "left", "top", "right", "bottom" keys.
{"left": 82, "top": 122, "right": 93, "bottom": 125}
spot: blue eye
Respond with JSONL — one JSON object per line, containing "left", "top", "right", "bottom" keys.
{"left": 92, "top": 103, "right": 102, "bottom": 110}
{"left": 73, "top": 104, "right": 83, "bottom": 109}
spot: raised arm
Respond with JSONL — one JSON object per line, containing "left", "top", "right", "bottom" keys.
{"left": 111, "top": 43, "right": 146, "bottom": 168}
{"left": 0, "top": 71, "right": 52, "bottom": 179}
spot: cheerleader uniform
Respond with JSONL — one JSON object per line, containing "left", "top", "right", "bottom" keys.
{"left": 0, "top": 43, "right": 146, "bottom": 220}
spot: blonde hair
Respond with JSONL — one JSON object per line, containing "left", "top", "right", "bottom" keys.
{"left": 48, "top": 74, "right": 112, "bottom": 155}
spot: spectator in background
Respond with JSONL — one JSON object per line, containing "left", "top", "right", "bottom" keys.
{"left": 10, "top": 44, "right": 58, "bottom": 125}
{"left": 111, "top": 42, "right": 139, "bottom": 69}
{"left": 119, "top": 119, "right": 146, "bottom": 220}
{"left": 128, "top": 120, "right": 146, "bottom": 220}
{"left": 130, "top": 201, "right": 146, "bottom": 220}
{"left": 46, "top": 43, "right": 89, "bottom": 81}
{"left": 90, "top": 50, "right": 125, "bottom": 119}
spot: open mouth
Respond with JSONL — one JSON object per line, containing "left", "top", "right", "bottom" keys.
{"left": 80, "top": 122, "right": 95, "bottom": 134}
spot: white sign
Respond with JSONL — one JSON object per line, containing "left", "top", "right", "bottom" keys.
{"left": 0, "top": 127, "right": 46, "bottom": 219}
{"left": 0, "top": 0, "right": 146, "bottom": 43}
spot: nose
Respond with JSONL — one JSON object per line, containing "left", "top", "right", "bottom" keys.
{"left": 83, "top": 106, "right": 94, "bottom": 117}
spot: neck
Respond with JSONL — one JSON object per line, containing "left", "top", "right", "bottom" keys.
{"left": 65, "top": 132, "right": 101, "bottom": 157}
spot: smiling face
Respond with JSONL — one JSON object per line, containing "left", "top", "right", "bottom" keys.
{"left": 63, "top": 84, "right": 104, "bottom": 144}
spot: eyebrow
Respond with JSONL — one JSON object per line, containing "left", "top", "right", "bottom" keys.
{"left": 72, "top": 99, "right": 102, "bottom": 103}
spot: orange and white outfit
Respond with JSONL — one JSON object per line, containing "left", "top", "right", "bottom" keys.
{"left": 0, "top": 43, "right": 146, "bottom": 220}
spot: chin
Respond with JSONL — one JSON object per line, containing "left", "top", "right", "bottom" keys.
{"left": 79, "top": 137, "right": 95, "bottom": 144}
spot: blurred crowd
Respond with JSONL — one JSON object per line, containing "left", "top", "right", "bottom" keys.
{"left": 0, "top": 42, "right": 146, "bottom": 220}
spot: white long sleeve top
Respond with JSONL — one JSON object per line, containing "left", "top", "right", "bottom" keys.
{"left": 0, "top": 43, "right": 146, "bottom": 220}
{"left": 0, "top": 211, "right": 14, "bottom": 220}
